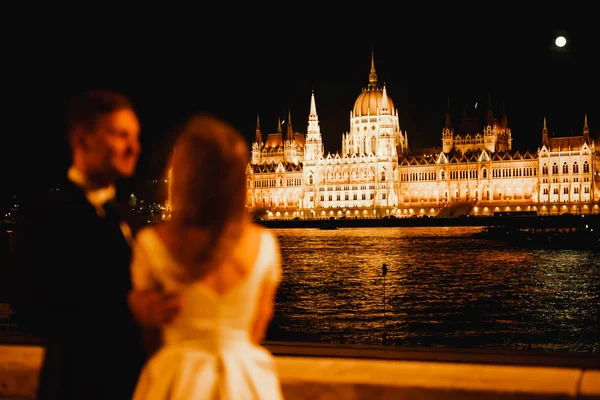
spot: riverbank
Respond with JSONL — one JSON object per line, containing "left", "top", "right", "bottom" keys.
{"left": 256, "top": 214, "right": 600, "bottom": 229}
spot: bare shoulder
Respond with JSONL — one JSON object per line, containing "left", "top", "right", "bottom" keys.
{"left": 246, "top": 223, "right": 278, "bottom": 246}
{"left": 133, "top": 225, "right": 158, "bottom": 247}
{"left": 247, "top": 222, "right": 267, "bottom": 235}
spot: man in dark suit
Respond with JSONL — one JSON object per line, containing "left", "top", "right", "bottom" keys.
{"left": 16, "top": 90, "right": 180, "bottom": 400}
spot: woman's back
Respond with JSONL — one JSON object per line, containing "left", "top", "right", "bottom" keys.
{"left": 130, "top": 222, "right": 284, "bottom": 399}
{"left": 132, "top": 222, "right": 279, "bottom": 339}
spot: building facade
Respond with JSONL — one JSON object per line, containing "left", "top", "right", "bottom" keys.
{"left": 246, "top": 54, "right": 600, "bottom": 220}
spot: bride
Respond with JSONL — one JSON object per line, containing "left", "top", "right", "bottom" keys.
{"left": 130, "top": 113, "right": 284, "bottom": 399}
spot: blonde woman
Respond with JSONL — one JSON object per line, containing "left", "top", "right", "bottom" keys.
{"left": 130, "top": 113, "right": 284, "bottom": 399}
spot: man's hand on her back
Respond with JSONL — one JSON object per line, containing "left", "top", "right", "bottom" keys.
{"left": 127, "top": 289, "right": 181, "bottom": 328}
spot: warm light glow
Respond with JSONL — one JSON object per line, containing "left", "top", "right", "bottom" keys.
{"left": 555, "top": 36, "right": 567, "bottom": 47}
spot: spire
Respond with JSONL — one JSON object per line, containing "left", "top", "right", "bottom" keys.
{"left": 255, "top": 113, "right": 262, "bottom": 143}
{"left": 309, "top": 87, "right": 318, "bottom": 121}
{"left": 368, "top": 47, "right": 378, "bottom": 90}
{"left": 444, "top": 96, "right": 452, "bottom": 129}
{"left": 286, "top": 108, "right": 294, "bottom": 141}
{"left": 277, "top": 116, "right": 282, "bottom": 133}
{"left": 306, "top": 87, "right": 323, "bottom": 161}
{"left": 583, "top": 113, "right": 590, "bottom": 142}
{"left": 542, "top": 116, "right": 549, "bottom": 147}
{"left": 501, "top": 100, "right": 508, "bottom": 129}
{"left": 381, "top": 83, "right": 390, "bottom": 114}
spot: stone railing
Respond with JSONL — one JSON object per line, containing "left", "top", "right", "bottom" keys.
{"left": 2, "top": 341, "right": 599, "bottom": 399}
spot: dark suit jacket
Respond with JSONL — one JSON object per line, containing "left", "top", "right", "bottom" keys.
{"left": 16, "top": 179, "right": 147, "bottom": 400}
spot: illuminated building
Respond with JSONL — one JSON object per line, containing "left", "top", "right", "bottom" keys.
{"left": 245, "top": 52, "right": 600, "bottom": 219}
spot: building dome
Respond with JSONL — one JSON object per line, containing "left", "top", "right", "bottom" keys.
{"left": 353, "top": 87, "right": 394, "bottom": 117}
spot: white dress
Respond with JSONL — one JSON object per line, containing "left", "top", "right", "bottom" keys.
{"left": 130, "top": 226, "right": 284, "bottom": 400}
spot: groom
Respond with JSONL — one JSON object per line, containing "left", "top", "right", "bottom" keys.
{"left": 16, "top": 89, "right": 180, "bottom": 400}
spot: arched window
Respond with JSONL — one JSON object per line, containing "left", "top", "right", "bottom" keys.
{"left": 573, "top": 162, "right": 579, "bottom": 173}
{"left": 562, "top": 163, "right": 568, "bottom": 174}
{"left": 309, "top": 175, "right": 313, "bottom": 185}
{"left": 552, "top": 163, "right": 558, "bottom": 174}
{"left": 542, "top": 164, "right": 548, "bottom": 175}
{"left": 482, "top": 168, "right": 487, "bottom": 178}
{"left": 583, "top": 161, "right": 590, "bottom": 173}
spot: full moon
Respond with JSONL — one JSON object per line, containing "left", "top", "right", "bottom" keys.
{"left": 555, "top": 36, "right": 567, "bottom": 48}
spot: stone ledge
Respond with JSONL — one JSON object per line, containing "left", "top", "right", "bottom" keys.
{"left": 0, "top": 345, "right": 43, "bottom": 400}
{"left": 1, "top": 344, "right": 599, "bottom": 399}
{"left": 581, "top": 371, "right": 600, "bottom": 400}
{"left": 275, "top": 356, "right": 596, "bottom": 400}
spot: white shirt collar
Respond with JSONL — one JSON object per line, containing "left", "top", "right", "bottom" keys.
{"left": 67, "top": 166, "right": 116, "bottom": 217}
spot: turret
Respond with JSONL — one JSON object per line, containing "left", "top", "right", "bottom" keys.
{"left": 583, "top": 114, "right": 590, "bottom": 143}
{"left": 542, "top": 117, "right": 549, "bottom": 147}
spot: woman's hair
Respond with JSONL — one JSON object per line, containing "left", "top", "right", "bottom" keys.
{"left": 166, "top": 113, "right": 250, "bottom": 280}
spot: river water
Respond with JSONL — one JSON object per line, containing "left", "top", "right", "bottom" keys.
{"left": 267, "top": 226, "right": 600, "bottom": 353}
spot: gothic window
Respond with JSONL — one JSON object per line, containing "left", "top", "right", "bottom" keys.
{"left": 552, "top": 163, "right": 558, "bottom": 174}
{"left": 309, "top": 175, "right": 313, "bottom": 185}
{"left": 562, "top": 163, "right": 568, "bottom": 174}
{"left": 573, "top": 162, "right": 579, "bottom": 173}
{"left": 583, "top": 161, "right": 590, "bottom": 173}
{"left": 543, "top": 188, "right": 549, "bottom": 195}
{"left": 381, "top": 171, "right": 386, "bottom": 181}
{"left": 542, "top": 164, "right": 548, "bottom": 175}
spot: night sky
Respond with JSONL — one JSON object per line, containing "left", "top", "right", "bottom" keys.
{"left": 4, "top": 15, "right": 598, "bottom": 205}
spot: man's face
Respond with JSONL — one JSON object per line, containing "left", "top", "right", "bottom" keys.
{"left": 84, "top": 108, "right": 141, "bottom": 182}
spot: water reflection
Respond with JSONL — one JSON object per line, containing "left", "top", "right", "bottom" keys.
{"left": 268, "top": 227, "right": 600, "bottom": 353}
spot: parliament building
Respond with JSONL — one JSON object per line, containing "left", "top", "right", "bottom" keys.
{"left": 245, "top": 53, "right": 599, "bottom": 220}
